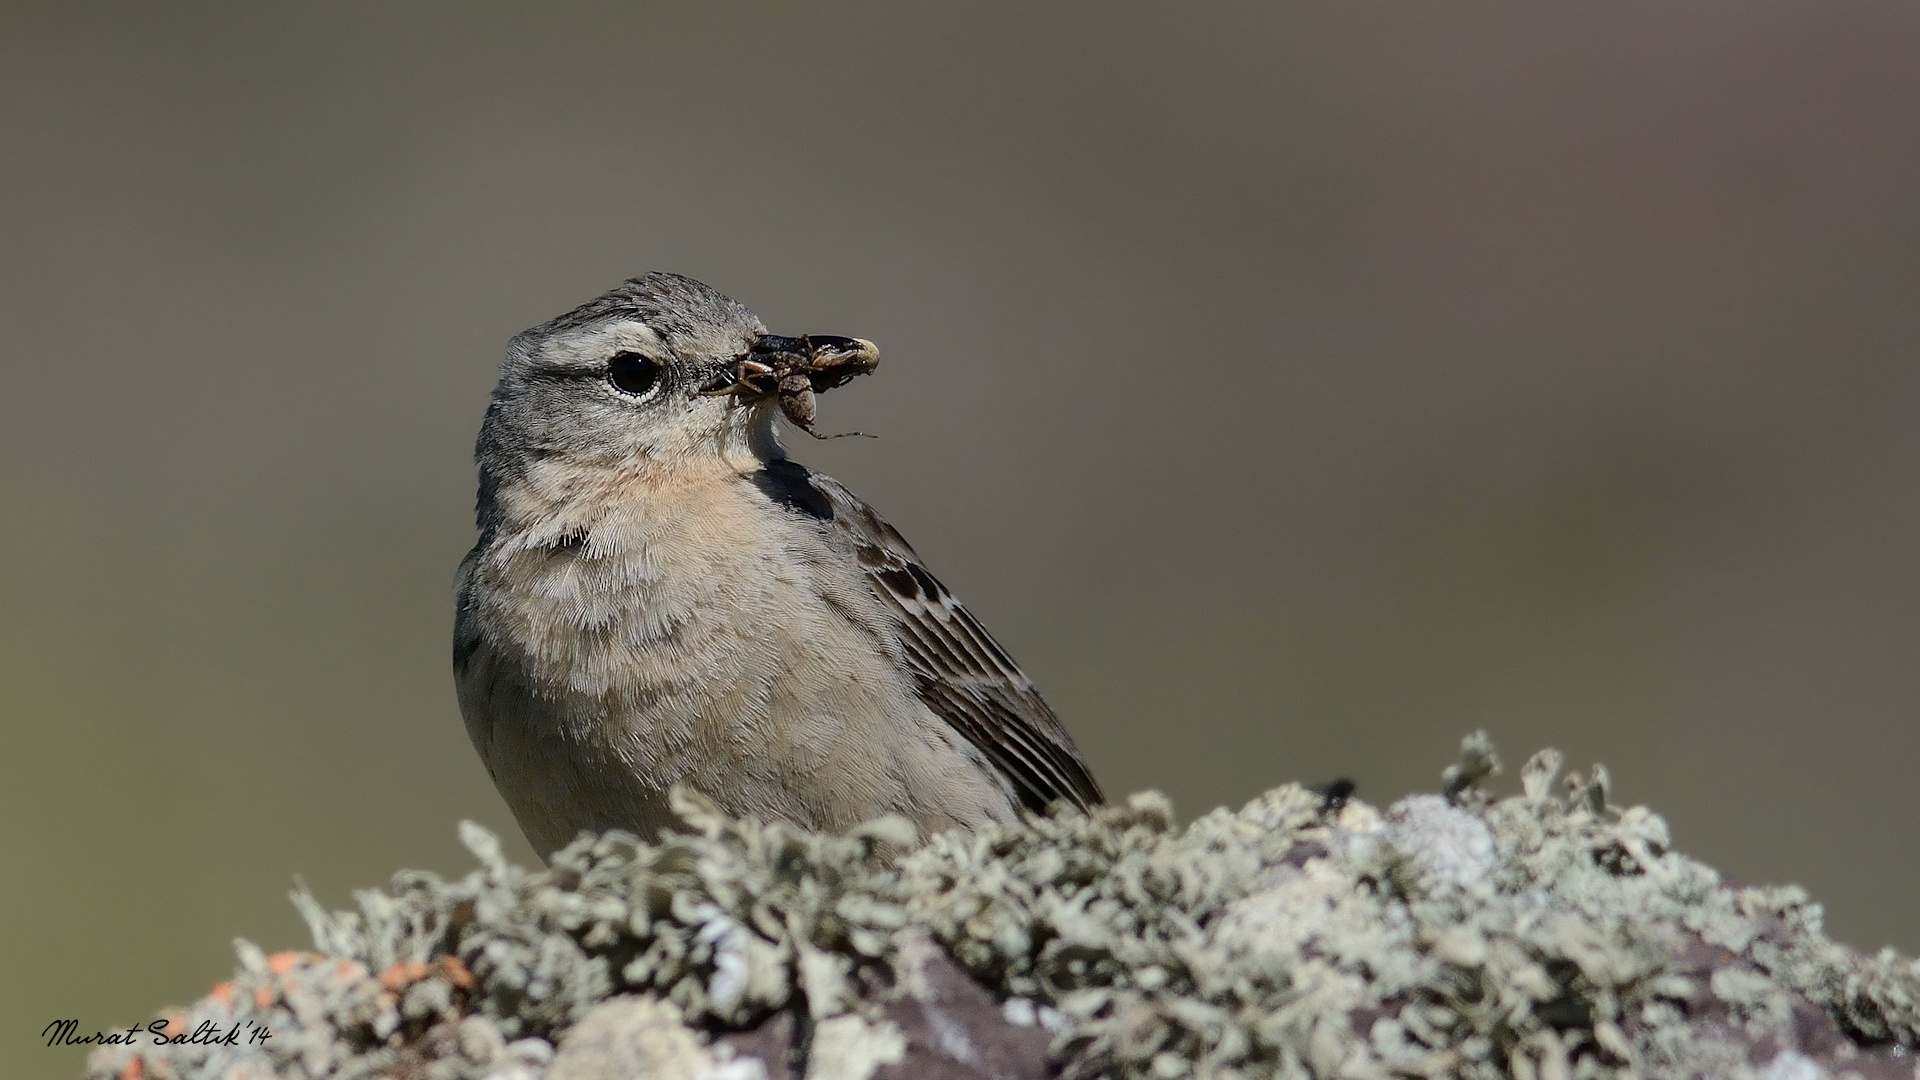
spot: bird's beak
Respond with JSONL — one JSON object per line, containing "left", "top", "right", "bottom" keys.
{"left": 748, "top": 334, "right": 880, "bottom": 392}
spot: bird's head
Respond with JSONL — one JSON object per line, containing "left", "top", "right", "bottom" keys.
{"left": 474, "top": 273, "right": 876, "bottom": 529}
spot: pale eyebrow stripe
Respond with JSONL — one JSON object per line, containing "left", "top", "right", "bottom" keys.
{"left": 535, "top": 321, "right": 671, "bottom": 376}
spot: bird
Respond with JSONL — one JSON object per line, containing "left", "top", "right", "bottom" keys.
{"left": 454, "top": 272, "right": 1103, "bottom": 859}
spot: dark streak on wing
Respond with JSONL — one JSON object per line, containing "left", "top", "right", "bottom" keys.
{"left": 752, "top": 458, "right": 835, "bottom": 520}
{"left": 769, "top": 462, "right": 1104, "bottom": 813}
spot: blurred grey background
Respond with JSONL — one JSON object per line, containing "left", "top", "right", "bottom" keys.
{"left": 4, "top": 2, "right": 1916, "bottom": 1074}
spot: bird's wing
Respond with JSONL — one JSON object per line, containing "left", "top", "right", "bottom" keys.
{"left": 795, "top": 467, "right": 1105, "bottom": 813}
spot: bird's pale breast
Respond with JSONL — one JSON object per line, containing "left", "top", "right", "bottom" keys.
{"left": 455, "top": 473, "right": 1016, "bottom": 857}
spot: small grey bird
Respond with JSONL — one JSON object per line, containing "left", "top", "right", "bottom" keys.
{"left": 455, "top": 273, "right": 1103, "bottom": 858}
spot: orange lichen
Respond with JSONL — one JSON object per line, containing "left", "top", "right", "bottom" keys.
{"left": 266, "top": 951, "right": 310, "bottom": 975}
{"left": 378, "top": 959, "right": 432, "bottom": 993}
{"left": 438, "top": 955, "right": 475, "bottom": 991}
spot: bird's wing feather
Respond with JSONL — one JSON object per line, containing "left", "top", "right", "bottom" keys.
{"left": 802, "top": 469, "right": 1105, "bottom": 813}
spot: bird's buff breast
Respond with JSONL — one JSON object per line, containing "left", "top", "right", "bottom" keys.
{"left": 455, "top": 483, "right": 935, "bottom": 852}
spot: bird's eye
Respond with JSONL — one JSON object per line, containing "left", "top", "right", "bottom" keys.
{"left": 606, "top": 352, "right": 662, "bottom": 397}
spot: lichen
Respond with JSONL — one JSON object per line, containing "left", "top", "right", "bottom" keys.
{"left": 88, "top": 736, "right": 1920, "bottom": 1080}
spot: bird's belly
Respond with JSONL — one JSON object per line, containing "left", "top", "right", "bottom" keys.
{"left": 458, "top": 540, "right": 1012, "bottom": 855}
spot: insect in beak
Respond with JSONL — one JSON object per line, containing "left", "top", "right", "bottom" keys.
{"left": 704, "top": 335, "right": 880, "bottom": 439}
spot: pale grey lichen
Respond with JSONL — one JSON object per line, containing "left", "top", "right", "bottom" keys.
{"left": 544, "top": 997, "right": 764, "bottom": 1080}
{"left": 88, "top": 736, "right": 1920, "bottom": 1080}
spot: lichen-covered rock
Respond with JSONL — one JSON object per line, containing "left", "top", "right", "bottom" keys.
{"left": 88, "top": 737, "right": 1920, "bottom": 1080}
